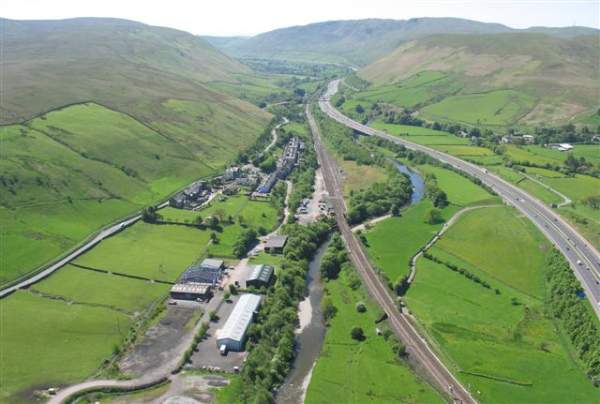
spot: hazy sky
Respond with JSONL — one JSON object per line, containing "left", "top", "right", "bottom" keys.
{"left": 3, "top": 0, "right": 599, "bottom": 36}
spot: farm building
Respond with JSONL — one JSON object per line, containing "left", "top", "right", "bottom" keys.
{"left": 245, "top": 264, "right": 274, "bottom": 288}
{"left": 264, "top": 235, "right": 288, "bottom": 254}
{"left": 170, "top": 283, "right": 212, "bottom": 301}
{"left": 179, "top": 258, "right": 224, "bottom": 286}
{"left": 216, "top": 294, "right": 262, "bottom": 352}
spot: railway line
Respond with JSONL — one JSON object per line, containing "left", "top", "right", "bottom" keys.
{"left": 306, "top": 103, "right": 476, "bottom": 403}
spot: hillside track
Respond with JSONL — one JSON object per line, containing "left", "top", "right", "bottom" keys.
{"left": 319, "top": 79, "right": 600, "bottom": 319}
{"left": 306, "top": 104, "right": 476, "bottom": 404}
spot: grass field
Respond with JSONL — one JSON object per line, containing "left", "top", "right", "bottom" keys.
{"left": 421, "top": 90, "right": 536, "bottom": 127}
{"left": 73, "top": 222, "right": 211, "bottom": 281}
{"left": 340, "top": 160, "right": 388, "bottom": 196}
{"left": 32, "top": 265, "right": 169, "bottom": 313}
{"left": 405, "top": 206, "right": 598, "bottom": 402}
{"left": 0, "top": 291, "right": 132, "bottom": 403}
{"left": 305, "top": 264, "right": 443, "bottom": 403}
{"left": 365, "top": 200, "right": 456, "bottom": 281}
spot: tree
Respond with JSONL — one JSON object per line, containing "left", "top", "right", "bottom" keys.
{"left": 392, "top": 342, "right": 407, "bottom": 358}
{"left": 425, "top": 208, "right": 443, "bottom": 224}
{"left": 229, "top": 284, "right": 238, "bottom": 295}
{"left": 321, "top": 297, "right": 337, "bottom": 323}
{"left": 355, "top": 302, "right": 367, "bottom": 313}
{"left": 141, "top": 206, "right": 161, "bottom": 223}
{"left": 207, "top": 216, "right": 220, "bottom": 230}
{"left": 351, "top": 326, "right": 365, "bottom": 341}
{"left": 210, "top": 232, "right": 219, "bottom": 244}
{"left": 355, "top": 104, "right": 365, "bottom": 114}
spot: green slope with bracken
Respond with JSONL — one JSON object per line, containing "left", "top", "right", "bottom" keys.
{"left": 0, "top": 18, "right": 271, "bottom": 286}
{"left": 358, "top": 33, "right": 600, "bottom": 127}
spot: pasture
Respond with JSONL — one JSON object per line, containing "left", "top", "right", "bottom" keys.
{"left": 406, "top": 207, "right": 598, "bottom": 403}
{"left": 305, "top": 265, "right": 442, "bottom": 403}
{"left": 365, "top": 200, "right": 457, "bottom": 281}
{"left": 420, "top": 90, "right": 536, "bottom": 127}
{"left": 340, "top": 160, "right": 388, "bottom": 196}
{"left": 73, "top": 222, "right": 211, "bottom": 281}
{"left": 0, "top": 291, "right": 132, "bottom": 403}
{"left": 32, "top": 265, "right": 169, "bottom": 313}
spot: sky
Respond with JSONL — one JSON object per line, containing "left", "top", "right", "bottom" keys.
{"left": 3, "top": 0, "right": 599, "bottom": 36}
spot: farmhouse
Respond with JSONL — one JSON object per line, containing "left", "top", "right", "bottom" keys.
{"left": 264, "top": 234, "right": 288, "bottom": 254}
{"left": 170, "top": 283, "right": 212, "bottom": 301}
{"left": 245, "top": 264, "right": 274, "bottom": 288}
{"left": 216, "top": 294, "right": 262, "bottom": 352}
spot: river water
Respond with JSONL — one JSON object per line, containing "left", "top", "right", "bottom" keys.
{"left": 394, "top": 161, "right": 425, "bottom": 205}
{"left": 276, "top": 241, "right": 329, "bottom": 404}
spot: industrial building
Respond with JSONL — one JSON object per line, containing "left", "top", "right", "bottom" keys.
{"left": 264, "top": 234, "right": 288, "bottom": 254}
{"left": 216, "top": 294, "right": 262, "bottom": 352}
{"left": 245, "top": 264, "right": 274, "bottom": 288}
{"left": 179, "top": 258, "right": 224, "bottom": 286}
{"left": 170, "top": 283, "right": 212, "bottom": 301}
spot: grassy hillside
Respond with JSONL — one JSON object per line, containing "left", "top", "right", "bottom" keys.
{"left": 358, "top": 33, "right": 600, "bottom": 126}
{"left": 207, "top": 18, "right": 598, "bottom": 66}
{"left": 0, "top": 18, "right": 272, "bottom": 285}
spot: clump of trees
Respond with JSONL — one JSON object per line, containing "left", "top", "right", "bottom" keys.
{"left": 347, "top": 170, "right": 412, "bottom": 225}
{"left": 424, "top": 173, "right": 449, "bottom": 208}
{"left": 424, "top": 208, "right": 443, "bottom": 224}
{"left": 320, "top": 234, "right": 348, "bottom": 280}
{"left": 351, "top": 326, "right": 365, "bottom": 341}
{"left": 141, "top": 206, "right": 162, "bottom": 223}
{"left": 232, "top": 228, "right": 257, "bottom": 258}
{"left": 546, "top": 250, "right": 600, "bottom": 384}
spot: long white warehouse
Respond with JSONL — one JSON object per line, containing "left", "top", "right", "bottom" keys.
{"left": 216, "top": 293, "right": 262, "bottom": 352}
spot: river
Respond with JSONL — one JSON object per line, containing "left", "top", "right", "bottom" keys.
{"left": 276, "top": 240, "right": 329, "bottom": 404}
{"left": 394, "top": 161, "right": 425, "bottom": 205}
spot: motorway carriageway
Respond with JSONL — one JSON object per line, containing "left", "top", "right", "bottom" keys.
{"left": 319, "top": 79, "right": 600, "bottom": 319}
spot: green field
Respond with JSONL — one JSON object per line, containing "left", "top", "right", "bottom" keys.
{"left": 404, "top": 207, "right": 598, "bottom": 402}
{"left": 32, "top": 265, "right": 169, "bottom": 313}
{"left": 0, "top": 291, "right": 132, "bottom": 403}
{"left": 74, "top": 222, "right": 211, "bottom": 281}
{"left": 305, "top": 264, "right": 443, "bottom": 403}
{"left": 420, "top": 90, "right": 536, "bottom": 127}
{"left": 365, "top": 200, "right": 456, "bottom": 281}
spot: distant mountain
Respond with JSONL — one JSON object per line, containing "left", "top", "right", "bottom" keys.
{"left": 1, "top": 17, "right": 259, "bottom": 123}
{"left": 359, "top": 33, "right": 600, "bottom": 126}
{"left": 205, "top": 18, "right": 599, "bottom": 66}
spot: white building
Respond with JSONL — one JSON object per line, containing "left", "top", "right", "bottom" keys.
{"left": 216, "top": 294, "right": 262, "bottom": 352}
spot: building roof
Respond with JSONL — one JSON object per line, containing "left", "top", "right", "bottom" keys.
{"left": 216, "top": 294, "right": 262, "bottom": 342}
{"left": 171, "top": 283, "right": 211, "bottom": 294}
{"left": 200, "top": 258, "right": 224, "bottom": 271}
{"left": 247, "top": 264, "right": 273, "bottom": 284}
{"left": 265, "top": 235, "right": 288, "bottom": 249}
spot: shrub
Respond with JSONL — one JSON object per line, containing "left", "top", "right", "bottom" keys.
{"left": 355, "top": 302, "right": 367, "bottom": 313}
{"left": 351, "top": 326, "right": 365, "bottom": 341}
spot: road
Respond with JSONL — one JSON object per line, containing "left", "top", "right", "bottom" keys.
{"left": 320, "top": 79, "right": 600, "bottom": 319}
{"left": 265, "top": 116, "right": 289, "bottom": 154}
{"left": 306, "top": 104, "right": 476, "bottom": 403}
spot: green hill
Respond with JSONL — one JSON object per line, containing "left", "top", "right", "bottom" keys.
{"left": 357, "top": 33, "right": 600, "bottom": 126}
{"left": 0, "top": 18, "right": 271, "bottom": 285}
{"left": 206, "top": 18, "right": 598, "bottom": 66}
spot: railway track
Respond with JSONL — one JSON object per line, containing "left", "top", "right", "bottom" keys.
{"left": 306, "top": 103, "right": 476, "bottom": 403}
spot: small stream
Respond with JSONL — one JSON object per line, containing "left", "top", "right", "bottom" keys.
{"left": 394, "top": 161, "right": 425, "bottom": 205}
{"left": 276, "top": 240, "right": 329, "bottom": 404}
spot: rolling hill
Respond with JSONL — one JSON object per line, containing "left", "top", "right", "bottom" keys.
{"left": 357, "top": 33, "right": 600, "bottom": 126}
{"left": 0, "top": 18, "right": 272, "bottom": 285}
{"left": 205, "top": 18, "right": 599, "bottom": 66}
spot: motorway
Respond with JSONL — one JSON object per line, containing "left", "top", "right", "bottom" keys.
{"left": 306, "top": 104, "right": 476, "bottom": 403}
{"left": 320, "top": 79, "right": 600, "bottom": 319}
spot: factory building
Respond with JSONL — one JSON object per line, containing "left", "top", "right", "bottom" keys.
{"left": 170, "top": 283, "right": 212, "bottom": 301}
{"left": 245, "top": 264, "right": 274, "bottom": 288}
{"left": 216, "top": 294, "right": 262, "bottom": 352}
{"left": 179, "top": 258, "right": 224, "bottom": 286}
{"left": 264, "top": 235, "right": 288, "bottom": 254}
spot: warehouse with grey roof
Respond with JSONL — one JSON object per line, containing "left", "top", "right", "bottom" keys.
{"left": 216, "top": 294, "right": 262, "bottom": 352}
{"left": 245, "top": 264, "right": 274, "bottom": 288}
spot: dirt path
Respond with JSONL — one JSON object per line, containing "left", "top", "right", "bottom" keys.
{"left": 521, "top": 172, "right": 571, "bottom": 207}
{"left": 351, "top": 214, "right": 391, "bottom": 233}
{"left": 407, "top": 205, "right": 502, "bottom": 284}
